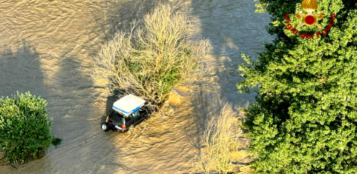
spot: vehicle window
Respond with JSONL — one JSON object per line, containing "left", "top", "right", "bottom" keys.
{"left": 132, "top": 111, "right": 140, "bottom": 118}
{"left": 110, "top": 111, "right": 125, "bottom": 124}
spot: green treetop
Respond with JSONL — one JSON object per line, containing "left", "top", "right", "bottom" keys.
{"left": 239, "top": 0, "right": 357, "bottom": 173}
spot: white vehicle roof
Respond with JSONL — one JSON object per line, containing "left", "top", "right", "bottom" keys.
{"left": 112, "top": 94, "right": 145, "bottom": 117}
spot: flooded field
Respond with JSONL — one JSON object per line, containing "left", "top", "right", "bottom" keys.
{"left": 0, "top": 0, "right": 273, "bottom": 173}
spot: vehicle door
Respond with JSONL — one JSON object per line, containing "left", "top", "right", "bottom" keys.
{"left": 131, "top": 110, "right": 143, "bottom": 125}
{"left": 125, "top": 116, "right": 134, "bottom": 127}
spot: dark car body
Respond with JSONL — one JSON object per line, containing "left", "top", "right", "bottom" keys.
{"left": 103, "top": 109, "right": 147, "bottom": 132}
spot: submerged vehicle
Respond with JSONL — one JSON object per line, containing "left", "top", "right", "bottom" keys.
{"left": 101, "top": 94, "right": 146, "bottom": 132}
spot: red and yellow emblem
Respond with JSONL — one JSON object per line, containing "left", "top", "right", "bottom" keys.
{"left": 295, "top": 0, "right": 324, "bottom": 28}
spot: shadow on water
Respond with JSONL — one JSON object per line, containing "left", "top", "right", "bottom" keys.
{"left": 104, "top": 89, "right": 123, "bottom": 117}
{"left": 190, "top": 0, "right": 274, "bottom": 110}
{"left": 0, "top": 41, "right": 46, "bottom": 97}
{"left": 188, "top": 0, "right": 275, "bottom": 160}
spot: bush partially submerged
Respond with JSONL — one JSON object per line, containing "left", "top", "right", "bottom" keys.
{"left": 93, "top": 4, "right": 210, "bottom": 110}
{"left": 0, "top": 92, "right": 54, "bottom": 164}
{"left": 198, "top": 104, "right": 242, "bottom": 173}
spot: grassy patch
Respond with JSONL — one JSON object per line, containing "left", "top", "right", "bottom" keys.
{"left": 197, "top": 104, "right": 247, "bottom": 173}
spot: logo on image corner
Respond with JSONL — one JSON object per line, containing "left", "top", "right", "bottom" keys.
{"left": 283, "top": 0, "right": 336, "bottom": 39}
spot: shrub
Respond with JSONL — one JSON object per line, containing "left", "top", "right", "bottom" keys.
{"left": 0, "top": 92, "right": 54, "bottom": 164}
{"left": 92, "top": 4, "right": 210, "bottom": 110}
{"left": 238, "top": 0, "right": 357, "bottom": 173}
{"left": 198, "top": 104, "right": 242, "bottom": 173}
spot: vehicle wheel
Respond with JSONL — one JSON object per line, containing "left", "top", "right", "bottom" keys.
{"left": 101, "top": 123, "right": 109, "bottom": 132}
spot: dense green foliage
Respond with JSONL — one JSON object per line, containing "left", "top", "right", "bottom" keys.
{"left": 0, "top": 92, "right": 54, "bottom": 164}
{"left": 239, "top": 0, "right": 357, "bottom": 173}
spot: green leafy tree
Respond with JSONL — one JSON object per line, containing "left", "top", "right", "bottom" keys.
{"left": 0, "top": 92, "right": 55, "bottom": 164}
{"left": 239, "top": 0, "right": 357, "bottom": 173}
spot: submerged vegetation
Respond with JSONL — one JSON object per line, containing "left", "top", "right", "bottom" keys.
{"left": 93, "top": 4, "right": 210, "bottom": 111}
{"left": 0, "top": 92, "right": 57, "bottom": 164}
{"left": 198, "top": 104, "right": 242, "bottom": 173}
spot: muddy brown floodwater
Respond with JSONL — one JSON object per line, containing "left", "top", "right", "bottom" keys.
{"left": 0, "top": 0, "right": 273, "bottom": 173}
